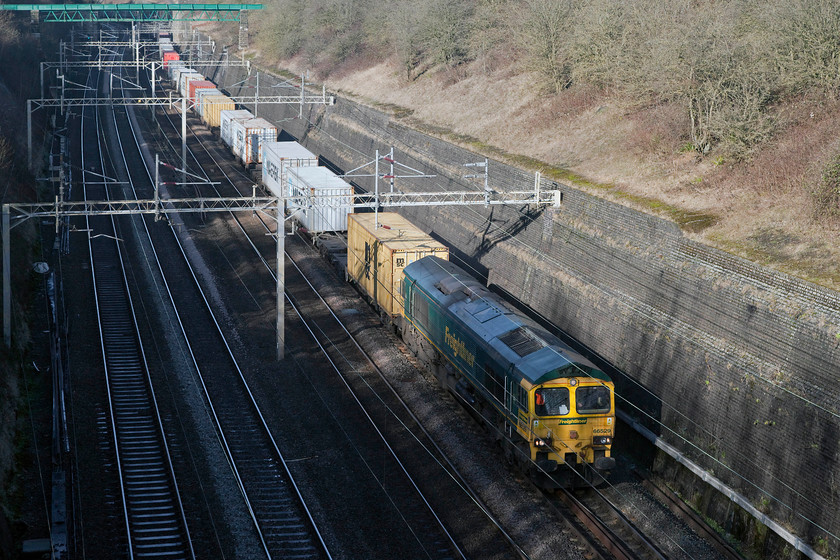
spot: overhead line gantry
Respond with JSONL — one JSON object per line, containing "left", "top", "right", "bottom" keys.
{"left": 0, "top": 4, "right": 263, "bottom": 22}
{"left": 0, "top": 3, "right": 262, "bottom": 48}
{"left": 3, "top": 186, "right": 561, "bottom": 355}
{"left": 26, "top": 92, "right": 336, "bottom": 170}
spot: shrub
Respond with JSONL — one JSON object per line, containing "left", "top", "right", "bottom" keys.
{"left": 813, "top": 150, "right": 840, "bottom": 219}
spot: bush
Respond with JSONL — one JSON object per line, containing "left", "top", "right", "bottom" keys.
{"left": 813, "top": 151, "right": 840, "bottom": 219}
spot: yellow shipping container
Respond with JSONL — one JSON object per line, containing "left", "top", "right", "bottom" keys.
{"left": 202, "top": 95, "right": 236, "bottom": 128}
{"left": 347, "top": 213, "right": 449, "bottom": 317}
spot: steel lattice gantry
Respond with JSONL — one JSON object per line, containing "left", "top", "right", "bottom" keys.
{"left": 3, "top": 183, "right": 561, "bottom": 354}
{"left": 0, "top": 4, "right": 263, "bottom": 22}
{"left": 27, "top": 93, "right": 336, "bottom": 168}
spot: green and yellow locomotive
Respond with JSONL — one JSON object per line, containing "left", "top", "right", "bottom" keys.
{"left": 400, "top": 256, "right": 616, "bottom": 487}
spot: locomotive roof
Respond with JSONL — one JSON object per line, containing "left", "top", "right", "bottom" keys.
{"left": 405, "top": 256, "right": 610, "bottom": 386}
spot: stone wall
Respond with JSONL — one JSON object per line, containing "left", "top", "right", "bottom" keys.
{"left": 200, "top": 57, "right": 840, "bottom": 546}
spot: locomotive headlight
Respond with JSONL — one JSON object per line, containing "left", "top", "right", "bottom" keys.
{"left": 569, "top": 378, "right": 578, "bottom": 386}
{"left": 534, "top": 437, "right": 553, "bottom": 448}
{"left": 593, "top": 436, "right": 612, "bottom": 445}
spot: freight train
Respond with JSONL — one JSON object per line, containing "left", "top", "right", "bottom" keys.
{"left": 399, "top": 255, "right": 615, "bottom": 487}
{"left": 344, "top": 214, "right": 616, "bottom": 488}
{"left": 158, "top": 37, "right": 616, "bottom": 488}
{"left": 159, "top": 38, "right": 279, "bottom": 167}
{"left": 158, "top": 36, "right": 355, "bottom": 233}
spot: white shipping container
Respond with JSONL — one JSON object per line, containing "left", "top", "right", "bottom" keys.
{"left": 172, "top": 66, "right": 201, "bottom": 92}
{"left": 286, "top": 166, "right": 353, "bottom": 233}
{"left": 167, "top": 61, "right": 187, "bottom": 80}
{"left": 261, "top": 142, "right": 318, "bottom": 199}
{"left": 174, "top": 68, "right": 196, "bottom": 91}
{"left": 195, "top": 87, "right": 221, "bottom": 115}
{"left": 180, "top": 73, "right": 206, "bottom": 98}
{"left": 229, "top": 117, "right": 277, "bottom": 164}
{"left": 219, "top": 109, "right": 253, "bottom": 148}
{"left": 171, "top": 66, "right": 193, "bottom": 85}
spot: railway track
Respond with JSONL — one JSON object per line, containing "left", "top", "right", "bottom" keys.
{"left": 144, "top": 72, "right": 661, "bottom": 559}
{"left": 106, "top": 62, "right": 330, "bottom": 559}
{"left": 554, "top": 485, "right": 666, "bottom": 560}
{"left": 149, "top": 98, "right": 473, "bottom": 559}
{"left": 30, "top": 24, "right": 764, "bottom": 560}
{"left": 537, "top": 458, "right": 744, "bottom": 560}
{"left": 80, "top": 63, "right": 194, "bottom": 559}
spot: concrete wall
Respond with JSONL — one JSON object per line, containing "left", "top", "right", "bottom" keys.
{"left": 200, "top": 57, "right": 840, "bottom": 545}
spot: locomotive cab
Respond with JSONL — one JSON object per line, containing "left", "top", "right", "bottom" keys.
{"left": 526, "top": 374, "right": 616, "bottom": 486}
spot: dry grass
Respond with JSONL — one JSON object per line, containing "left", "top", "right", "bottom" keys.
{"left": 218, "top": 20, "right": 840, "bottom": 290}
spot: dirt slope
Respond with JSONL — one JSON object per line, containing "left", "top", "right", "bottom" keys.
{"left": 205, "top": 20, "right": 840, "bottom": 291}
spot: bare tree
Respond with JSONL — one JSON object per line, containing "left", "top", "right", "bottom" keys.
{"left": 469, "top": 0, "right": 512, "bottom": 74}
{"left": 255, "top": 0, "right": 306, "bottom": 59}
{"left": 569, "top": 0, "right": 629, "bottom": 89}
{"left": 757, "top": 0, "right": 840, "bottom": 94}
{"left": 304, "top": 0, "right": 369, "bottom": 63}
{"left": 388, "top": 0, "right": 428, "bottom": 80}
{"left": 250, "top": 0, "right": 824, "bottom": 159}
{"left": 517, "top": 0, "right": 574, "bottom": 93}
{"left": 422, "top": 0, "right": 473, "bottom": 68}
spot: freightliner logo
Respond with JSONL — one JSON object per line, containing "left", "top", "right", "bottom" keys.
{"left": 445, "top": 326, "right": 475, "bottom": 367}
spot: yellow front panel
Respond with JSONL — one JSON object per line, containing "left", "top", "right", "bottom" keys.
{"left": 527, "top": 381, "right": 615, "bottom": 464}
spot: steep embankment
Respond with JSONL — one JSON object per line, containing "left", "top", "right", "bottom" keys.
{"left": 0, "top": 14, "right": 57, "bottom": 558}
{"left": 201, "top": 2, "right": 840, "bottom": 292}
{"left": 299, "top": 56, "right": 840, "bottom": 290}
